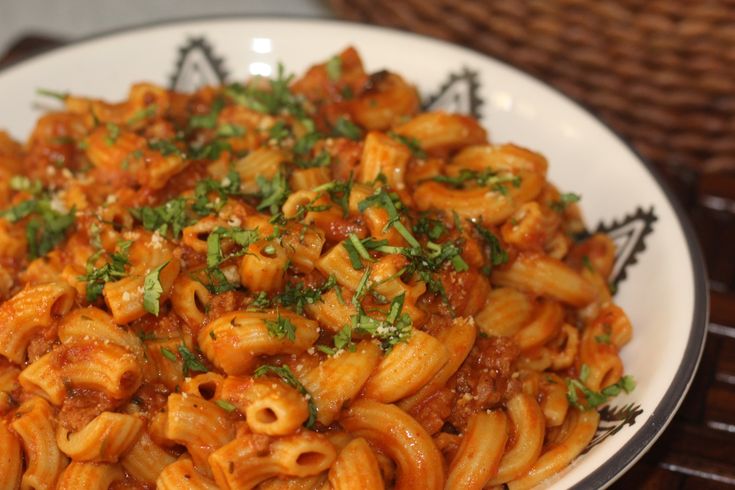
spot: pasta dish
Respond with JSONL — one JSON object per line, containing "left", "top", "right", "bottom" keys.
{"left": 0, "top": 47, "right": 635, "bottom": 489}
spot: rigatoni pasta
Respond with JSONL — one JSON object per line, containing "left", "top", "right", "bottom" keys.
{"left": 0, "top": 46, "right": 635, "bottom": 488}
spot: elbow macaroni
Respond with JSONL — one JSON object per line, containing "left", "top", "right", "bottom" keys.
{"left": 0, "top": 47, "right": 635, "bottom": 488}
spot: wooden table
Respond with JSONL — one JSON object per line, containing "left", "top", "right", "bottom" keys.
{"left": 2, "top": 32, "right": 734, "bottom": 489}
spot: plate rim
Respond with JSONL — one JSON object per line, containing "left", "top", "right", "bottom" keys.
{"left": 0, "top": 15, "right": 710, "bottom": 489}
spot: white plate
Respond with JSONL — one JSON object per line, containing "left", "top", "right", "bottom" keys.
{"left": 0, "top": 17, "right": 708, "bottom": 489}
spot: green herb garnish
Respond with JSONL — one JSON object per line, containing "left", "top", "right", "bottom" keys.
{"left": 253, "top": 364, "right": 317, "bottom": 428}
{"left": 143, "top": 261, "right": 169, "bottom": 316}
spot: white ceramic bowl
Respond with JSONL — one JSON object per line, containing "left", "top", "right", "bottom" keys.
{"left": 0, "top": 17, "right": 708, "bottom": 489}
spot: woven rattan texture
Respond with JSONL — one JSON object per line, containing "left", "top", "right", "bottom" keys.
{"left": 331, "top": 0, "right": 735, "bottom": 175}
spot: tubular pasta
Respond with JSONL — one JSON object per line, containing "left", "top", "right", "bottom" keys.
{"left": 0, "top": 47, "right": 637, "bottom": 489}
{"left": 361, "top": 329, "right": 449, "bottom": 403}
{"left": 329, "top": 437, "right": 385, "bottom": 490}
{"left": 11, "top": 397, "right": 68, "bottom": 490}
{"left": 446, "top": 410, "right": 508, "bottom": 490}
{"left": 56, "top": 462, "right": 123, "bottom": 490}
{"left": 340, "top": 400, "right": 444, "bottom": 490}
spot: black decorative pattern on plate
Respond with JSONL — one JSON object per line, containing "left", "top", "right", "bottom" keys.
{"left": 595, "top": 207, "right": 658, "bottom": 291}
{"left": 422, "top": 67, "right": 483, "bottom": 119}
{"left": 169, "top": 37, "right": 228, "bottom": 92}
{"left": 168, "top": 36, "right": 653, "bottom": 449}
{"left": 583, "top": 403, "right": 645, "bottom": 455}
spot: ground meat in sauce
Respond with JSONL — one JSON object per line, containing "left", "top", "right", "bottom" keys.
{"left": 410, "top": 387, "right": 454, "bottom": 435}
{"left": 206, "top": 290, "right": 247, "bottom": 321}
{"left": 324, "top": 215, "right": 367, "bottom": 244}
{"left": 440, "top": 269, "right": 491, "bottom": 318}
{"left": 59, "top": 388, "right": 116, "bottom": 432}
{"left": 448, "top": 336, "right": 521, "bottom": 431}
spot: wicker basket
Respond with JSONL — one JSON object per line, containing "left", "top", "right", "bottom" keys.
{"left": 330, "top": 0, "right": 735, "bottom": 291}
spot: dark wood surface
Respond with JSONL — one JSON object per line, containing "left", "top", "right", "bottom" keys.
{"left": 2, "top": 30, "right": 734, "bottom": 489}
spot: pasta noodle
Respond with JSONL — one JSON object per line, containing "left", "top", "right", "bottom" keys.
{"left": 0, "top": 46, "right": 635, "bottom": 488}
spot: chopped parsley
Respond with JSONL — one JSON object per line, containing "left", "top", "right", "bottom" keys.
{"left": 265, "top": 313, "right": 297, "bottom": 341}
{"left": 326, "top": 55, "right": 342, "bottom": 81}
{"left": 388, "top": 131, "right": 426, "bottom": 159}
{"left": 189, "top": 139, "right": 231, "bottom": 160}
{"left": 314, "top": 177, "right": 353, "bottom": 218}
{"left": 292, "top": 131, "right": 322, "bottom": 156}
{"left": 132, "top": 197, "right": 191, "bottom": 238}
{"left": 199, "top": 226, "right": 259, "bottom": 294}
{"left": 256, "top": 170, "right": 290, "bottom": 215}
{"left": 352, "top": 292, "right": 412, "bottom": 351}
{"left": 147, "top": 138, "right": 182, "bottom": 156}
{"left": 143, "top": 261, "right": 169, "bottom": 316}
{"left": 432, "top": 168, "right": 521, "bottom": 194}
{"left": 265, "top": 275, "right": 337, "bottom": 314}
{"left": 582, "top": 255, "right": 594, "bottom": 272}
{"left": 127, "top": 104, "right": 158, "bottom": 125}
{"left": 317, "top": 324, "right": 355, "bottom": 356}
{"left": 189, "top": 97, "right": 224, "bottom": 129}
{"left": 253, "top": 364, "right": 317, "bottom": 428}
{"left": 191, "top": 171, "right": 242, "bottom": 216}
{"left": 178, "top": 344, "right": 209, "bottom": 376}
{"left": 79, "top": 240, "right": 132, "bottom": 302}
{"left": 332, "top": 116, "right": 362, "bottom": 140}
{"left": 206, "top": 227, "right": 260, "bottom": 269}
{"left": 224, "top": 63, "right": 310, "bottom": 122}
{"left": 105, "top": 123, "right": 121, "bottom": 146}
{"left": 160, "top": 347, "right": 177, "bottom": 362}
{"left": 472, "top": 221, "right": 509, "bottom": 275}
{"left": 566, "top": 372, "right": 636, "bottom": 410}
{"left": 217, "top": 123, "right": 246, "bottom": 138}
{"left": 268, "top": 120, "right": 291, "bottom": 143}
{"left": 550, "top": 192, "right": 581, "bottom": 212}
{"left": 36, "top": 88, "right": 68, "bottom": 100}
{"left": 215, "top": 399, "right": 237, "bottom": 412}
{"left": 9, "top": 176, "right": 42, "bottom": 194}
{"left": 131, "top": 171, "right": 242, "bottom": 238}
{"left": 358, "top": 188, "right": 417, "bottom": 248}
{"left": 1, "top": 196, "right": 76, "bottom": 260}
{"left": 413, "top": 215, "right": 446, "bottom": 241}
